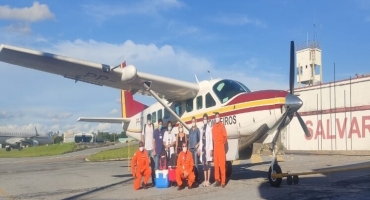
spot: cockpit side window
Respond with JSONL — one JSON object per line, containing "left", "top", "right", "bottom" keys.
{"left": 186, "top": 99, "right": 193, "bottom": 112}
{"left": 205, "top": 93, "right": 216, "bottom": 108}
{"left": 212, "top": 79, "right": 248, "bottom": 103}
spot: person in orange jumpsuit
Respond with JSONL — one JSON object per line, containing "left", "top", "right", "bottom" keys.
{"left": 212, "top": 112, "right": 228, "bottom": 188}
{"left": 176, "top": 142, "right": 196, "bottom": 190}
{"left": 131, "top": 141, "right": 152, "bottom": 190}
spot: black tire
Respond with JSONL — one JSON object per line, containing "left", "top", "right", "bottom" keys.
{"left": 293, "top": 175, "right": 299, "bottom": 184}
{"left": 6, "top": 147, "right": 11, "bottom": 151}
{"left": 226, "top": 161, "right": 232, "bottom": 177}
{"left": 287, "top": 176, "right": 292, "bottom": 185}
{"left": 268, "top": 164, "right": 282, "bottom": 187}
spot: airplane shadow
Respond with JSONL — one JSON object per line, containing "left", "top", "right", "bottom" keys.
{"left": 111, "top": 174, "right": 133, "bottom": 178}
{"left": 62, "top": 178, "right": 134, "bottom": 200}
{"left": 257, "top": 161, "right": 370, "bottom": 200}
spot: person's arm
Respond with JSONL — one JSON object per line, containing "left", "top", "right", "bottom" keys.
{"left": 131, "top": 152, "right": 137, "bottom": 176}
{"left": 195, "top": 128, "right": 200, "bottom": 149}
{"left": 142, "top": 153, "right": 149, "bottom": 171}
{"left": 153, "top": 132, "right": 156, "bottom": 155}
{"left": 162, "top": 132, "right": 167, "bottom": 148}
{"left": 222, "top": 124, "right": 227, "bottom": 144}
{"left": 141, "top": 125, "right": 145, "bottom": 143}
{"left": 171, "top": 134, "right": 176, "bottom": 147}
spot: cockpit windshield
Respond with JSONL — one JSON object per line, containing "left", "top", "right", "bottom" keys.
{"left": 212, "top": 79, "right": 251, "bottom": 103}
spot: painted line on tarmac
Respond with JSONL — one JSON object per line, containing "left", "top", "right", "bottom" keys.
{"left": 251, "top": 154, "right": 263, "bottom": 163}
{"left": 0, "top": 188, "right": 16, "bottom": 200}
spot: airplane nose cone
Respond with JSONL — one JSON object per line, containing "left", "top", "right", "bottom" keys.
{"left": 285, "top": 93, "right": 303, "bottom": 112}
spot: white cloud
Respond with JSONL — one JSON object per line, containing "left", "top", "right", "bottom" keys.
{"left": 3, "top": 23, "right": 32, "bottom": 34}
{"left": 109, "top": 109, "right": 119, "bottom": 115}
{"left": 83, "top": 0, "right": 184, "bottom": 21}
{"left": 210, "top": 14, "right": 266, "bottom": 27}
{"left": 0, "top": 2, "right": 55, "bottom": 22}
{"left": 46, "top": 112, "right": 72, "bottom": 119}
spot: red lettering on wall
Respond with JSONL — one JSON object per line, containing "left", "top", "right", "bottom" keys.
{"left": 362, "top": 116, "right": 370, "bottom": 138}
{"left": 326, "top": 119, "right": 335, "bottom": 139}
{"left": 349, "top": 117, "right": 361, "bottom": 138}
{"left": 305, "top": 120, "right": 313, "bottom": 140}
{"left": 315, "top": 120, "right": 326, "bottom": 139}
{"left": 336, "top": 118, "right": 347, "bottom": 139}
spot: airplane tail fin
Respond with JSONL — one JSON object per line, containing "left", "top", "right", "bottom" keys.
{"left": 35, "top": 127, "right": 39, "bottom": 136}
{"left": 120, "top": 62, "right": 148, "bottom": 118}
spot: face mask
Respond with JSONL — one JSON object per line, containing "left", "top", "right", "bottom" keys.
{"left": 182, "top": 147, "right": 187, "bottom": 152}
{"left": 192, "top": 122, "right": 196, "bottom": 127}
{"left": 159, "top": 125, "right": 162, "bottom": 130}
{"left": 139, "top": 147, "right": 144, "bottom": 152}
{"left": 179, "top": 128, "right": 183, "bottom": 132}
{"left": 203, "top": 119, "right": 207, "bottom": 124}
{"left": 147, "top": 121, "right": 151, "bottom": 125}
{"left": 168, "top": 126, "right": 172, "bottom": 131}
{"left": 215, "top": 117, "right": 220, "bottom": 123}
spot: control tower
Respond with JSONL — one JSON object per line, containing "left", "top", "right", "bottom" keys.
{"left": 296, "top": 40, "right": 322, "bottom": 86}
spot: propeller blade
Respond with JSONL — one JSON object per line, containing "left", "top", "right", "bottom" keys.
{"left": 290, "top": 41, "right": 295, "bottom": 95}
{"left": 296, "top": 112, "right": 311, "bottom": 138}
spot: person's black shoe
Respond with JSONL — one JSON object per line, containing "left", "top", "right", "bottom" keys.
{"left": 177, "top": 185, "right": 185, "bottom": 191}
{"left": 142, "top": 182, "right": 148, "bottom": 189}
{"left": 214, "top": 181, "right": 221, "bottom": 187}
{"left": 221, "top": 184, "right": 225, "bottom": 188}
{"left": 188, "top": 185, "right": 193, "bottom": 189}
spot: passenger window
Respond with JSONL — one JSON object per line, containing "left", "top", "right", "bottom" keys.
{"left": 157, "top": 109, "right": 163, "bottom": 121}
{"left": 175, "top": 103, "right": 182, "bottom": 116}
{"left": 186, "top": 99, "right": 193, "bottom": 112}
{"left": 205, "top": 93, "right": 216, "bottom": 108}
{"left": 196, "top": 96, "right": 203, "bottom": 110}
{"left": 152, "top": 112, "right": 157, "bottom": 123}
{"left": 164, "top": 109, "right": 170, "bottom": 119}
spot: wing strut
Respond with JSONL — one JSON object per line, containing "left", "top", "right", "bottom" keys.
{"left": 142, "top": 82, "right": 190, "bottom": 131}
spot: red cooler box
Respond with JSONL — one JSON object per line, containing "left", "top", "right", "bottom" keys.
{"left": 168, "top": 166, "right": 176, "bottom": 184}
{"left": 155, "top": 170, "right": 170, "bottom": 188}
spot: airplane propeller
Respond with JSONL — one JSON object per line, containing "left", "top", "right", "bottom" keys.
{"left": 288, "top": 41, "right": 311, "bottom": 138}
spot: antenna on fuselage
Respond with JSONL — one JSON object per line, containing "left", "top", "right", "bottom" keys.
{"left": 208, "top": 70, "right": 213, "bottom": 80}
{"left": 194, "top": 74, "right": 199, "bottom": 83}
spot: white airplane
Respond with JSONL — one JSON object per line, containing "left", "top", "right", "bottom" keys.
{"left": 0, "top": 41, "right": 309, "bottom": 187}
{"left": 0, "top": 127, "right": 53, "bottom": 151}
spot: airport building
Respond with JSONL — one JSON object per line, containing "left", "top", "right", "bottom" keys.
{"left": 63, "top": 132, "right": 96, "bottom": 143}
{"left": 282, "top": 41, "right": 370, "bottom": 151}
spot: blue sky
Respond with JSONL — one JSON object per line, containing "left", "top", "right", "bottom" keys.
{"left": 0, "top": 0, "right": 370, "bottom": 135}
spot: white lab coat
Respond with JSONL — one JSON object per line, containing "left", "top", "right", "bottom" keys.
{"left": 163, "top": 130, "right": 176, "bottom": 156}
{"left": 198, "top": 123, "right": 213, "bottom": 163}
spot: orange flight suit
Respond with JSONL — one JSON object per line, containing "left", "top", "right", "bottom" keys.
{"left": 176, "top": 150, "right": 195, "bottom": 187}
{"left": 131, "top": 149, "right": 152, "bottom": 190}
{"left": 212, "top": 121, "right": 228, "bottom": 185}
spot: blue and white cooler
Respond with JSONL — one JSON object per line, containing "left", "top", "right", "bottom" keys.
{"left": 155, "top": 169, "right": 170, "bottom": 188}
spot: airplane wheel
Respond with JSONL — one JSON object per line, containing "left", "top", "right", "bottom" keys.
{"left": 293, "top": 175, "right": 299, "bottom": 184}
{"left": 268, "top": 164, "right": 282, "bottom": 187}
{"left": 6, "top": 147, "right": 11, "bottom": 151}
{"left": 226, "top": 161, "right": 233, "bottom": 177}
{"left": 19, "top": 147, "right": 23, "bottom": 151}
{"left": 287, "top": 176, "right": 293, "bottom": 185}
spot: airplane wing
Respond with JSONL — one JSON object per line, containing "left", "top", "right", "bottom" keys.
{"left": 77, "top": 117, "right": 130, "bottom": 124}
{"left": 77, "top": 117, "right": 131, "bottom": 132}
{"left": 0, "top": 44, "right": 199, "bottom": 102}
{"left": 5, "top": 138, "right": 24, "bottom": 145}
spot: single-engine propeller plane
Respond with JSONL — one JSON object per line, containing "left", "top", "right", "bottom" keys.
{"left": 0, "top": 41, "right": 309, "bottom": 187}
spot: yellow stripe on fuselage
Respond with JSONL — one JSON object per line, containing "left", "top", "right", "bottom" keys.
{"left": 181, "top": 97, "right": 285, "bottom": 122}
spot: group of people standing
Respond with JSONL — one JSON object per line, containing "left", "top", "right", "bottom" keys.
{"left": 131, "top": 112, "right": 228, "bottom": 190}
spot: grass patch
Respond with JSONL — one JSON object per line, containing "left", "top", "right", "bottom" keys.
{"left": 88, "top": 143, "right": 138, "bottom": 161}
{"left": 0, "top": 143, "right": 81, "bottom": 158}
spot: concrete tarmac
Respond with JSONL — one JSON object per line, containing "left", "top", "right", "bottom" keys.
{"left": 0, "top": 145, "right": 370, "bottom": 200}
